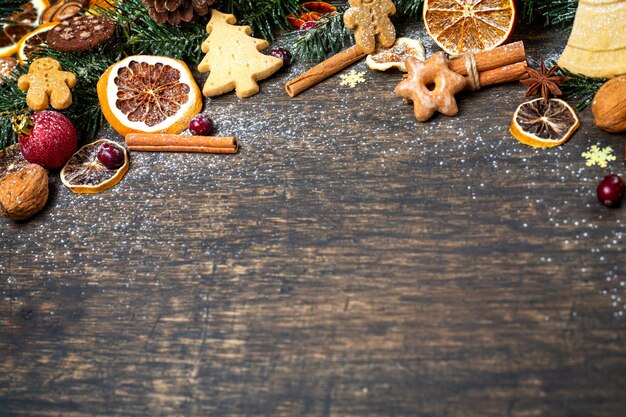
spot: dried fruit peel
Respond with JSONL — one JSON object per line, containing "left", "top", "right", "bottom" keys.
{"left": 510, "top": 98, "right": 580, "bottom": 148}
{"left": 61, "top": 139, "right": 129, "bottom": 194}
{"left": 366, "top": 37, "right": 425, "bottom": 72}
{"left": 97, "top": 55, "right": 202, "bottom": 136}
{"left": 16, "top": 22, "right": 58, "bottom": 65}
{"left": 423, "top": 0, "right": 515, "bottom": 56}
{"left": 0, "top": 0, "right": 50, "bottom": 58}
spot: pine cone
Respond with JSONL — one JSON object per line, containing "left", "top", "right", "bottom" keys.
{"left": 142, "top": 0, "right": 214, "bottom": 25}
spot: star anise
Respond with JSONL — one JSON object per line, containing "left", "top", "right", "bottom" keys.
{"left": 520, "top": 60, "right": 569, "bottom": 101}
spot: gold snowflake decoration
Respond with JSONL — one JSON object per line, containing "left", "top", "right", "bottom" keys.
{"left": 339, "top": 70, "right": 366, "bottom": 88}
{"left": 582, "top": 145, "right": 616, "bottom": 168}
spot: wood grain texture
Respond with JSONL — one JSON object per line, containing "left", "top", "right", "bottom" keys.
{"left": 1, "top": 20, "right": 626, "bottom": 417}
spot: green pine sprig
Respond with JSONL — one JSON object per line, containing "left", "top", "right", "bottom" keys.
{"left": 0, "top": 67, "right": 28, "bottom": 150}
{"left": 561, "top": 69, "right": 606, "bottom": 111}
{"left": 288, "top": 10, "right": 354, "bottom": 63}
{"left": 96, "top": 0, "right": 207, "bottom": 63}
{"left": 518, "top": 0, "right": 578, "bottom": 27}
{"left": 0, "top": 0, "right": 23, "bottom": 21}
{"left": 394, "top": 0, "right": 423, "bottom": 18}
{"left": 217, "top": 0, "right": 300, "bottom": 41}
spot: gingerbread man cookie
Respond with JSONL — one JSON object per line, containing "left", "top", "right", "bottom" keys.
{"left": 395, "top": 52, "right": 467, "bottom": 122}
{"left": 344, "top": 0, "right": 396, "bottom": 54}
{"left": 18, "top": 57, "right": 77, "bottom": 111}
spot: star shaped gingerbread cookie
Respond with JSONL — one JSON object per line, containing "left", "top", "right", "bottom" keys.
{"left": 395, "top": 52, "right": 467, "bottom": 122}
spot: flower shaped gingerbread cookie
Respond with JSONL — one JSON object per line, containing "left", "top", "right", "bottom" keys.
{"left": 395, "top": 52, "right": 467, "bottom": 122}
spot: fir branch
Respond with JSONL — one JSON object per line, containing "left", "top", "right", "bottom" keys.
{"left": 287, "top": 11, "right": 354, "bottom": 63}
{"left": 217, "top": 0, "right": 299, "bottom": 41}
{"left": 97, "top": 0, "right": 206, "bottom": 63}
{"left": 394, "top": 0, "right": 423, "bottom": 19}
{"left": 0, "top": 67, "right": 28, "bottom": 150}
{"left": 518, "top": 0, "right": 577, "bottom": 27}
{"left": 0, "top": 0, "right": 23, "bottom": 21}
{"left": 560, "top": 69, "right": 606, "bottom": 111}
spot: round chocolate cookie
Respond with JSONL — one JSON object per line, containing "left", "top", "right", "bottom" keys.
{"left": 46, "top": 15, "right": 116, "bottom": 52}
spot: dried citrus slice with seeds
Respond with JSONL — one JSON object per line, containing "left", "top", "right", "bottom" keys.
{"left": 510, "top": 98, "right": 580, "bottom": 148}
{"left": 61, "top": 139, "right": 129, "bottom": 194}
{"left": 97, "top": 55, "right": 202, "bottom": 137}
{"left": 0, "top": 0, "right": 50, "bottom": 58}
{"left": 423, "top": 0, "right": 515, "bottom": 56}
{"left": 16, "top": 21, "right": 58, "bottom": 65}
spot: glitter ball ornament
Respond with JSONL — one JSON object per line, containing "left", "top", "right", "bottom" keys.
{"left": 18, "top": 111, "right": 78, "bottom": 169}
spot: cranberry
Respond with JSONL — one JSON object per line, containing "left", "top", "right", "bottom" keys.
{"left": 299, "top": 21, "right": 318, "bottom": 31}
{"left": 597, "top": 174, "right": 625, "bottom": 208}
{"left": 97, "top": 142, "right": 125, "bottom": 170}
{"left": 189, "top": 114, "right": 214, "bottom": 136}
{"left": 268, "top": 48, "right": 292, "bottom": 66}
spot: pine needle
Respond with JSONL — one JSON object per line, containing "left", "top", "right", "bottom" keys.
{"left": 0, "top": 67, "right": 28, "bottom": 150}
{"left": 561, "top": 69, "right": 606, "bottom": 111}
{"left": 0, "top": 0, "right": 23, "bottom": 21}
{"left": 96, "top": 0, "right": 206, "bottom": 63}
{"left": 518, "top": 0, "right": 577, "bottom": 27}
{"left": 216, "top": 0, "right": 299, "bottom": 41}
{"left": 287, "top": 10, "right": 354, "bottom": 63}
{"left": 394, "top": 0, "right": 423, "bottom": 18}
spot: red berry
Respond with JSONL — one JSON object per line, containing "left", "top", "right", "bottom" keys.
{"left": 189, "top": 114, "right": 213, "bottom": 136}
{"left": 299, "top": 21, "right": 318, "bottom": 31}
{"left": 268, "top": 48, "right": 292, "bottom": 66}
{"left": 18, "top": 111, "right": 78, "bottom": 169}
{"left": 97, "top": 142, "right": 125, "bottom": 169}
{"left": 597, "top": 174, "right": 625, "bottom": 208}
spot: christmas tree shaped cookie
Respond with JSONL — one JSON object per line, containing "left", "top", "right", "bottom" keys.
{"left": 198, "top": 10, "right": 283, "bottom": 98}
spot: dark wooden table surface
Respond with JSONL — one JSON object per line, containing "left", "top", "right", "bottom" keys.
{"left": 2, "top": 18, "right": 626, "bottom": 417}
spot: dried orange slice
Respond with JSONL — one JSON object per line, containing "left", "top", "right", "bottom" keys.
{"left": 510, "top": 98, "right": 580, "bottom": 148}
{"left": 97, "top": 55, "right": 202, "bottom": 137}
{"left": 60, "top": 139, "right": 129, "bottom": 194}
{"left": 0, "top": 0, "right": 50, "bottom": 58}
{"left": 16, "top": 21, "right": 58, "bottom": 65}
{"left": 423, "top": 0, "right": 515, "bottom": 56}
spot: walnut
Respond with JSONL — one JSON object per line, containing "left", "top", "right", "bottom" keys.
{"left": 592, "top": 75, "right": 626, "bottom": 133}
{"left": 0, "top": 164, "right": 49, "bottom": 221}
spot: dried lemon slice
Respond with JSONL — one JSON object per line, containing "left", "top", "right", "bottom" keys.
{"left": 97, "top": 55, "right": 202, "bottom": 137}
{"left": 61, "top": 139, "right": 129, "bottom": 194}
{"left": 366, "top": 37, "right": 425, "bottom": 72}
{"left": 510, "top": 98, "right": 580, "bottom": 148}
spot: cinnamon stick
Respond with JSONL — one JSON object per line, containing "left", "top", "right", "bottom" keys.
{"left": 285, "top": 45, "right": 366, "bottom": 97}
{"left": 448, "top": 41, "right": 526, "bottom": 75}
{"left": 125, "top": 133, "right": 238, "bottom": 154}
{"left": 464, "top": 60, "right": 528, "bottom": 89}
